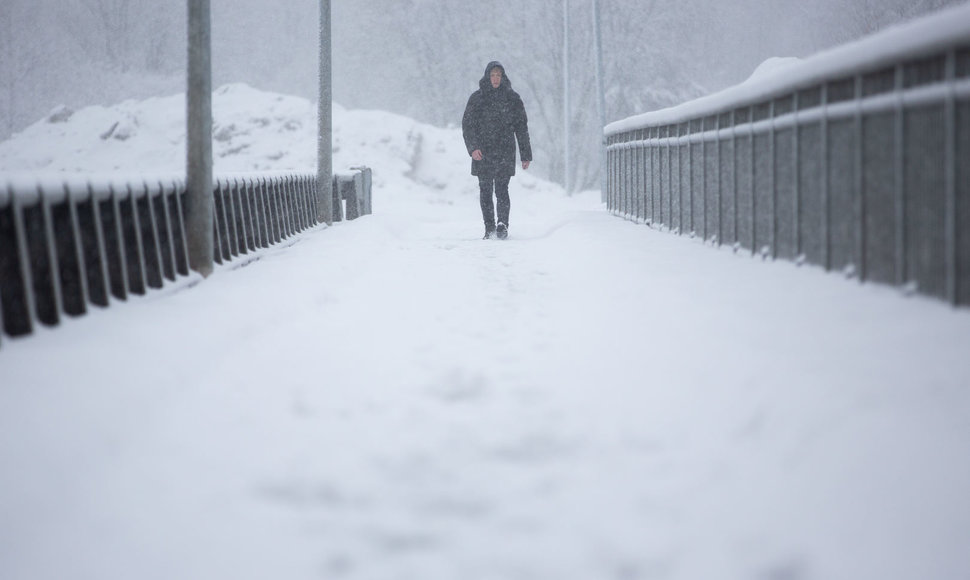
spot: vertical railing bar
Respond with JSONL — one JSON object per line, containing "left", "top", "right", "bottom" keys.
{"left": 653, "top": 128, "right": 670, "bottom": 226}
{"left": 687, "top": 123, "right": 694, "bottom": 235}
{"left": 944, "top": 49, "right": 958, "bottom": 305}
{"left": 607, "top": 144, "right": 612, "bottom": 212}
{"left": 715, "top": 114, "right": 722, "bottom": 245}
{"left": 235, "top": 178, "right": 250, "bottom": 251}
{"left": 128, "top": 183, "right": 148, "bottom": 291}
{"left": 644, "top": 134, "right": 650, "bottom": 224}
{"left": 619, "top": 142, "right": 630, "bottom": 217}
{"left": 286, "top": 176, "right": 297, "bottom": 234}
{"left": 701, "top": 120, "right": 707, "bottom": 241}
{"left": 733, "top": 111, "right": 739, "bottom": 247}
{"left": 227, "top": 178, "right": 241, "bottom": 255}
{"left": 749, "top": 108, "right": 756, "bottom": 255}
{"left": 645, "top": 136, "right": 651, "bottom": 223}
{"left": 793, "top": 92, "right": 802, "bottom": 258}
{"left": 10, "top": 190, "right": 38, "bottom": 333}
{"left": 294, "top": 176, "right": 307, "bottom": 231}
{"left": 627, "top": 135, "right": 648, "bottom": 221}
{"left": 613, "top": 139, "right": 625, "bottom": 216}
{"left": 821, "top": 84, "right": 831, "bottom": 270}
{"left": 236, "top": 178, "right": 251, "bottom": 250}
{"left": 291, "top": 176, "right": 300, "bottom": 231}
{"left": 623, "top": 141, "right": 628, "bottom": 218}
{"left": 855, "top": 74, "right": 866, "bottom": 282}
{"left": 172, "top": 180, "right": 191, "bottom": 276}
{"left": 660, "top": 126, "right": 674, "bottom": 230}
{"left": 0, "top": 188, "right": 6, "bottom": 338}
{"left": 636, "top": 138, "right": 641, "bottom": 222}
{"left": 263, "top": 177, "right": 274, "bottom": 244}
{"left": 130, "top": 184, "right": 148, "bottom": 290}
{"left": 308, "top": 174, "right": 319, "bottom": 224}
{"left": 649, "top": 132, "right": 655, "bottom": 224}
{"left": 677, "top": 126, "right": 684, "bottom": 231}
{"left": 66, "top": 183, "right": 91, "bottom": 307}
{"left": 257, "top": 177, "right": 271, "bottom": 246}
{"left": 894, "top": 64, "right": 906, "bottom": 287}
{"left": 89, "top": 183, "right": 113, "bottom": 296}
{"left": 238, "top": 178, "right": 253, "bottom": 250}
{"left": 277, "top": 177, "right": 289, "bottom": 235}
{"left": 248, "top": 178, "right": 263, "bottom": 248}
{"left": 269, "top": 177, "right": 281, "bottom": 242}
{"left": 237, "top": 177, "right": 250, "bottom": 249}
{"left": 39, "top": 186, "right": 65, "bottom": 321}
{"left": 245, "top": 178, "right": 259, "bottom": 248}
{"left": 617, "top": 142, "right": 630, "bottom": 217}
{"left": 618, "top": 142, "right": 622, "bottom": 216}
{"left": 612, "top": 142, "right": 616, "bottom": 213}
{"left": 159, "top": 180, "right": 178, "bottom": 280}
{"left": 275, "top": 176, "right": 286, "bottom": 241}
{"left": 615, "top": 143, "right": 620, "bottom": 215}
{"left": 645, "top": 134, "right": 651, "bottom": 223}
{"left": 219, "top": 180, "right": 234, "bottom": 257}
{"left": 145, "top": 180, "right": 165, "bottom": 286}
{"left": 769, "top": 100, "right": 777, "bottom": 259}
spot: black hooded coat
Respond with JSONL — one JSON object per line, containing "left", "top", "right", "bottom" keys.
{"left": 461, "top": 61, "right": 532, "bottom": 178}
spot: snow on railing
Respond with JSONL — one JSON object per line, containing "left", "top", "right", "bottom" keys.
{"left": 0, "top": 169, "right": 372, "bottom": 346}
{"left": 605, "top": 4, "right": 970, "bottom": 307}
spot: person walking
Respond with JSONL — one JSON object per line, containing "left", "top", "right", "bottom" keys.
{"left": 462, "top": 61, "right": 532, "bottom": 240}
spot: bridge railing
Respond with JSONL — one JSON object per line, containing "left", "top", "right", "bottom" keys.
{"left": 0, "top": 169, "right": 372, "bottom": 346}
{"left": 605, "top": 5, "right": 970, "bottom": 306}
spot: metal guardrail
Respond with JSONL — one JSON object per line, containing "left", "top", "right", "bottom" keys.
{"left": 605, "top": 8, "right": 970, "bottom": 306}
{"left": 0, "top": 168, "right": 372, "bottom": 345}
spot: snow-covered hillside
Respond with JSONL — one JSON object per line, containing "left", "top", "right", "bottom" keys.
{"left": 0, "top": 82, "right": 557, "bottom": 201}
{"left": 2, "top": 87, "right": 970, "bottom": 580}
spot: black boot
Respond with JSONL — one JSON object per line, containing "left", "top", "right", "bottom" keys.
{"left": 483, "top": 223, "right": 496, "bottom": 240}
{"left": 496, "top": 222, "right": 508, "bottom": 240}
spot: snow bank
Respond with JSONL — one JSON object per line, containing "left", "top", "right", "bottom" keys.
{"left": 0, "top": 83, "right": 559, "bottom": 203}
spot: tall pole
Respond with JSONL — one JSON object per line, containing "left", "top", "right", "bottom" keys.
{"left": 186, "top": 0, "right": 213, "bottom": 277}
{"left": 563, "top": 0, "right": 571, "bottom": 196}
{"left": 317, "top": 0, "right": 333, "bottom": 224}
{"left": 593, "top": 0, "right": 607, "bottom": 203}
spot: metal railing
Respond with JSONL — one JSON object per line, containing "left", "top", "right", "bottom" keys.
{"left": 0, "top": 168, "right": 372, "bottom": 345}
{"left": 605, "top": 7, "right": 970, "bottom": 306}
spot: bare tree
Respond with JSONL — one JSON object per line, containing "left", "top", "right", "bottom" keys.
{"left": 78, "top": 0, "right": 135, "bottom": 72}
{"left": 0, "top": 0, "right": 43, "bottom": 137}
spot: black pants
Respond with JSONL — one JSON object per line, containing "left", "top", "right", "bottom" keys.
{"left": 479, "top": 175, "right": 511, "bottom": 229}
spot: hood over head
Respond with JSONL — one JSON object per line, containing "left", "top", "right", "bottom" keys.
{"left": 480, "top": 61, "right": 512, "bottom": 92}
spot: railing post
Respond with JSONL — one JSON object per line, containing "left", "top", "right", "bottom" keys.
{"left": 186, "top": 0, "right": 213, "bottom": 277}
{"left": 318, "top": 0, "right": 334, "bottom": 225}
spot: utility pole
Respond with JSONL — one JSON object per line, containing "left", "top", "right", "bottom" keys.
{"left": 563, "top": 0, "right": 571, "bottom": 196}
{"left": 593, "top": 0, "right": 607, "bottom": 203}
{"left": 317, "top": 0, "right": 333, "bottom": 224}
{"left": 186, "top": 0, "right": 213, "bottom": 276}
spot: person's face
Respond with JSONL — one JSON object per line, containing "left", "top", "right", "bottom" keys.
{"left": 490, "top": 68, "right": 502, "bottom": 88}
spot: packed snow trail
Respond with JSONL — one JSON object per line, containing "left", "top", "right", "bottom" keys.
{"left": 2, "top": 184, "right": 970, "bottom": 580}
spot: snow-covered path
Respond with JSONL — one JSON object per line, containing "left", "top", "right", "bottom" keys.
{"left": 2, "top": 182, "right": 970, "bottom": 580}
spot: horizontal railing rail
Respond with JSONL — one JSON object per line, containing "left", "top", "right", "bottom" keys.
{"left": 604, "top": 5, "right": 970, "bottom": 306}
{"left": 0, "top": 168, "right": 372, "bottom": 346}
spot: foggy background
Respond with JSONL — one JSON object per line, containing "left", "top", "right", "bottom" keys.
{"left": 1, "top": 0, "right": 963, "bottom": 189}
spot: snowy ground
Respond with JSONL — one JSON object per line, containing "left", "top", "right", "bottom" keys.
{"left": 2, "top": 87, "right": 970, "bottom": 580}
